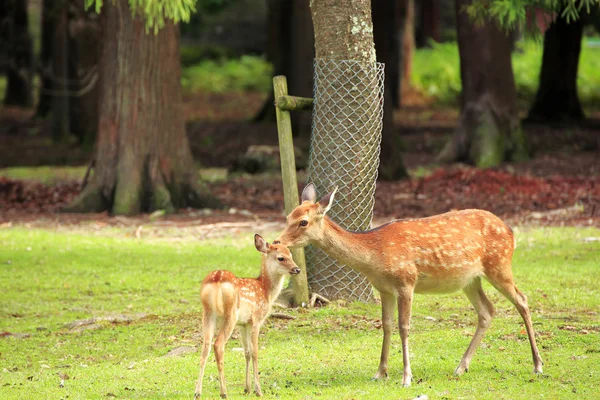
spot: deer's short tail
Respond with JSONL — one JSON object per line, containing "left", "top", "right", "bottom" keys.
{"left": 201, "top": 282, "right": 237, "bottom": 316}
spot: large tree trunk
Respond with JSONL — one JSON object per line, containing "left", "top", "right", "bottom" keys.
{"left": 2, "top": 0, "right": 34, "bottom": 107}
{"left": 307, "top": 0, "right": 380, "bottom": 301}
{"left": 373, "top": 0, "right": 408, "bottom": 180}
{"left": 65, "top": 0, "right": 219, "bottom": 215}
{"left": 526, "top": 16, "right": 584, "bottom": 123}
{"left": 438, "top": 0, "right": 527, "bottom": 168}
{"left": 35, "top": 0, "right": 56, "bottom": 117}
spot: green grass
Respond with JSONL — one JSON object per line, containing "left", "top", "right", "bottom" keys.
{"left": 413, "top": 38, "right": 600, "bottom": 109}
{"left": 1, "top": 226, "right": 599, "bottom": 399}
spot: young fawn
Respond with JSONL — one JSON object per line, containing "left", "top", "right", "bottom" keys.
{"left": 195, "top": 234, "right": 300, "bottom": 398}
{"left": 275, "top": 183, "right": 543, "bottom": 386}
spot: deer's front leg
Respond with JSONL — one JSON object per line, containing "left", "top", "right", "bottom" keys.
{"left": 240, "top": 326, "right": 252, "bottom": 394}
{"left": 373, "top": 292, "right": 397, "bottom": 380}
{"left": 251, "top": 326, "right": 263, "bottom": 397}
{"left": 397, "top": 287, "right": 414, "bottom": 387}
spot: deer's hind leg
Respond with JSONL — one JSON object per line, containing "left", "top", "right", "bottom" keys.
{"left": 214, "top": 309, "right": 237, "bottom": 398}
{"left": 489, "top": 277, "right": 543, "bottom": 374}
{"left": 195, "top": 309, "right": 216, "bottom": 398}
{"left": 455, "top": 277, "right": 495, "bottom": 375}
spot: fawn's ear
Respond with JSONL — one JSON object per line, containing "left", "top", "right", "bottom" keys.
{"left": 318, "top": 186, "right": 337, "bottom": 215}
{"left": 254, "top": 234, "right": 269, "bottom": 253}
{"left": 301, "top": 183, "right": 317, "bottom": 203}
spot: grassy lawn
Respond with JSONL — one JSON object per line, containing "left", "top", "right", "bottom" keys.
{"left": 1, "top": 226, "right": 599, "bottom": 399}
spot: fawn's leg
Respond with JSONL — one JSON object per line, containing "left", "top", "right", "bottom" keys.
{"left": 490, "top": 278, "right": 543, "bottom": 374}
{"left": 214, "top": 314, "right": 237, "bottom": 398}
{"left": 251, "top": 325, "right": 263, "bottom": 397}
{"left": 373, "top": 292, "right": 396, "bottom": 380}
{"left": 240, "top": 326, "right": 252, "bottom": 394}
{"left": 455, "top": 277, "right": 495, "bottom": 375}
{"left": 397, "top": 287, "right": 414, "bottom": 387}
{"left": 195, "top": 310, "right": 216, "bottom": 398}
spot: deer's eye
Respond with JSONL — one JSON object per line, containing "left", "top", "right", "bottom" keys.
{"left": 300, "top": 220, "right": 308, "bottom": 227}
{"left": 277, "top": 257, "right": 285, "bottom": 262}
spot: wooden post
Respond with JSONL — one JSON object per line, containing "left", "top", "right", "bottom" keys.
{"left": 273, "top": 75, "right": 310, "bottom": 307}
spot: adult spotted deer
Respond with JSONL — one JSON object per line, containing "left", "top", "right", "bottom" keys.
{"left": 195, "top": 234, "right": 301, "bottom": 398}
{"left": 276, "top": 183, "right": 543, "bottom": 386}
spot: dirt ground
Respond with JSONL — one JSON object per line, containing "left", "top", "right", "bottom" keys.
{"left": 1, "top": 93, "right": 599, "bottom": 235}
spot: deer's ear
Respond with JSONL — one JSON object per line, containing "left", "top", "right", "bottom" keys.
{"left": 301, "top": 183, "right": 317, "bottom": 203}
{"left": 319, "top": 186, "right": 337, "bottom": 215}
{"left": 254, "top": 234, "right": 269, "bottom": 253}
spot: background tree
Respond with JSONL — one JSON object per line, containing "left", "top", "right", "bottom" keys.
{"left": 372, "top": 0, "right": 409, "bottom": 179}
{"left": 67, "top": 0, "right": 219, "bottom": 214}
{"left": 1, "top": 0, "right": 34, "bottom": 107}
{"left": 467, "top": 1, "right": 600, "bottom": 125}
{"left": 437, "top": 0, "right": 528, "bottom": 167}
{"left": 35, "top": 0, "right": 56, "bottom": 118}
{"left": 255, "top": 0, "right": 314, "bottom": 141}
{"left": 527, "top": 12, "right": 585, "bottom": 123}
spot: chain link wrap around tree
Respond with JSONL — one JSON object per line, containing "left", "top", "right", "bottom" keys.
{"left": 305, "top": 58, "right": 385, "bottom": 302}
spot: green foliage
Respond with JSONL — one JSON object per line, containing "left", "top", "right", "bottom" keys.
{"left": 412, "top": 38, "right": 600, "bottom": 108}
{"left": 84, "top": 0, "right": 197, "bottom": 32}
{"left": 0, "top": 227, "right": 599, "bottom": 398}
{"left": 467, "top": 0, "right": 600, "bottom": 31}
{"left": 181, "top": 55, "right": 273, "bottom": 93}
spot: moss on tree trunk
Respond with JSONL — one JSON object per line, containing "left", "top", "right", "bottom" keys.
{"left": 438, "top": 0, "right": 527, "bottom": 168}
{"left": 64, "top": 0, "right": 219, "bottom": 215}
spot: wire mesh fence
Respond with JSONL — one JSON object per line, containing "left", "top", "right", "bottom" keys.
{"left": 305, "top": 58, "right": 385, "bottom": 302}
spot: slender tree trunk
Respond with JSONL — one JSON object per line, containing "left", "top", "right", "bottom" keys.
{"left": 401, "top": 0, "right": 415, "bottom": 93}
{"left": 416, "top": 0, "right": 440, "bottom": 47}
{"left": 307, "top": 0, "right": 380, "bottom": 301}
{"left": 35, "top": 0, "right": 56, "bottom": 117}
{"left": 438, "top": 0, "right": 527, "bottom": 168}
{"left": 2, "top": 0, "right": 34, "bottom": 107}
{"left": 288, "top": 0, "right": 314, "bottom": 139}
{"left": 526, "top": 16, "right": 584, "bottom": 123}
{"left": 51, "top": 4, "right": 70, "bottom": 143}
{"left": 65, "top": 0, "right": 219, "bottom": 215}
{"left": 68, "top": 0, "right": 101, "bottom": 148}
{"left": 373, "top": 0, "right": 408, "bottom": 179}
{"left": 255, "top": 0, "right": 313, "bottom": 140}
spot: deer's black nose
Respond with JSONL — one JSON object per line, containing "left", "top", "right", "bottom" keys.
{"left": 290, "top": 267, "right": 301, "bottom": 275}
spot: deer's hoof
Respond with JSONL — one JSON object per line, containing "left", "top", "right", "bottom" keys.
{"left": 220, "top": 394, "right": 227, "bottom": 399}
{"left": 194, "top": 392, "right": 201, "bottom": 399}
{"left": 454, "top": 366, "right": 467, "bottom": 376}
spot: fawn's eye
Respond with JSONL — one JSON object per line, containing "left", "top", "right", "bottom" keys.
{"left": 300, "top": 220, "right": 308, "bottom": 227}
{"left": 277, "top": 257, "right": 285, "bottom": 262}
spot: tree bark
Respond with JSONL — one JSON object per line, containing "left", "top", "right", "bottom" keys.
{"left": 416, "top": 0, "right": 440, "bottom": 47}
{"left": 438, "top": 0, "right": 527, "bottom": 168}
{"left": 307, "top": 0, "right": 380, "bottom": 302}
{"left": 51, "top": 4, "right": 70, "bottom": 143}
{"left": 68, "top": 0, "right": 101, "bottom": 148}
{"left": 255, "top": 0, "right": 314, "bottom": 140}
{"left": 35, "top": 0, "right": 56, "bottom": 117}
{"left": 373, "top": 0, "right": 408, "bottom": 180}
{"left": 526, "top": 16, "right": 584, "bottom": 123}
{"left": 2, "top": 0, "right": 34, "bottom": 107}
{"left": 401, "top": 0, "right": 415, "bottom": 93}
{"left": 65, "top": 0, "right": 219, "bottom": 215}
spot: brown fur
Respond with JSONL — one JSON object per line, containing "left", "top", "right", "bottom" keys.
{"left": 276, "top": 184, "right": 543, "bottom": 386}
{"left": 194, "top": 236, "right": 300, "bottom": 398}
